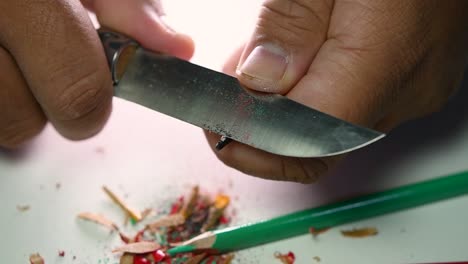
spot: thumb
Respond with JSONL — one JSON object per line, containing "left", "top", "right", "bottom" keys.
{"left": 287, "top": 38, "right": 394, "bottom": 128}
{"left": 236, "top": 0, "right": 332, "bottom": 94}
{"left": 88, "top": 0, "right": 194, "bottom": 60}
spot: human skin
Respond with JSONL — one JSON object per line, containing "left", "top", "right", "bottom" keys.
{"left": 0, "top": 0, "right": 194, "bottom": 148}
{"left": 205, "top": 0, "right": 468, "bottom": 183}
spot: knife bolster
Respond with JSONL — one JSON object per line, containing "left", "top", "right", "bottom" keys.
{"left": 97, "top": 28, "right": 139, "bottom": 85}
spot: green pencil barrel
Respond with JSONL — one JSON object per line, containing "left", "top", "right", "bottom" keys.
{"left": 213, "top": 171, "right": 468, "bottom": 252}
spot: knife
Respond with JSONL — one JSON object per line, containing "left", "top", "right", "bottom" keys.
{"left": 98, "top": 29, "right": 384, "bottom": 158}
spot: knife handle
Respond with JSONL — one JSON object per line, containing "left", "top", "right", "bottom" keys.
{"left": 97, "top": 28, "right": 139, "bottom": 85}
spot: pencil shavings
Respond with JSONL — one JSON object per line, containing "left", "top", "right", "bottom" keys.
{"left": 341, "top": 227, "right": 378, "bottom": 238}
{"left": 102, "top": 186, "right": 142, "bottom": 221}
{"left": 201, "top": 194, "right": 230, "bottom": 232}
{"left": 214, "top": 194, "right": 230, "bottom": 210}
{"left": 77, "top": 185, "right": 234, "bottom": 264}
{"left": 222, "top": 253, "right": 235, "bottom": 264}
{"left": 29, "top": 253, "right": 44, "bottom": 264}
{"left": 169, "top": 196, "right": 185, "bottom": 215}
{"left": 184, "top": 253, "right": 207, "bottom": 264}
{"left": 119, "top": 253, "right": 134, "bottom": 264}
{"left": 17, "top": 204, "right": 31, "bottom": 212}
{"left": 118, "top": 232, "right": 133, "bottom": 244}
{"left": 141, "top": 208, "right": 155, "bottom": 220}
{"left": 274, "top": 251, "right": 295, "bottom": 264}
{"left": 77, "top": 212, "right": 118, "bottom": 231}
{"left": 112, "top": 241, "right": 160, "bottom": 254}
{"left": 124, "top": 208, "right": 154, "bottom": 226}
{"left": 180, "top": 186, "right": 199, "bottom": 219}
{"left": 309, "top": 227, "right": 330, "bottom": 237}
{"left": 146, "top": 213, "right": 186, "bottom": 231}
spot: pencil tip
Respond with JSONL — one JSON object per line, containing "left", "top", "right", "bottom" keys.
{"left": 167, "top": 244, "right": 195, "bottom": 256}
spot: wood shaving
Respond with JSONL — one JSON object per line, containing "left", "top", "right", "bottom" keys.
{"left": 119, "top": 253, "right": 134, "bottom": 264}
{"left": 77, "top": 212, "right": 118, "bottom": 231}
{"left": 146, "top": 213, "right": 185, "bottom": 231}
{"left": 274, "top": 251, "right": 295, "bottom": 264}
{"left": 102, "top": 185, "right": 142, "bottom": 221}
{"left": 29, "top": 253, "right": 44, "bottom": 264}
{"left": 119, "top": 232, "right": 132, "bottom": 244}
{"left": 123, "top": 214, "right": 130, "bottom": 226}
{"left": 183, "top": 253, "right": 206, "bottom": 264}
{"left": 223, "top": 253, "right": 235, "bottom": 264}
{"left": 214, "top": 194, "right": 230, "bottom": 210}
{"left": 309, "top": 227, "right": 330, "bottom": 237}
{"left": 341, "top": 227, "right": 378, "bottom": 238}
{"left": 113, "top": 241, "right": 160, "bottom": 254}
{"left": 180, "top": 186, "right": 199, "bottom": 219}
{"left": 141, "top": 208, "right": 155, "bottom": 221}
{"left": 200, "top": 195, "right": 228, "bottom": 232}
{"left": 17, "top": 205, "right": 31, "bottom": 212}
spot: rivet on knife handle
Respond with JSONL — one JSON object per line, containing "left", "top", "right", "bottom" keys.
{"left": 97, "top": 29, "right": 385, "bottom": 158}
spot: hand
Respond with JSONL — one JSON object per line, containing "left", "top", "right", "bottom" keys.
{"left": 0, "top": 0, "right": 194, "bottom": 148}
{"left": 206, "top": 0, "right": 468, "bottom": 183}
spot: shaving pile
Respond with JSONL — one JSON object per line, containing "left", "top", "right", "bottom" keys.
{"left": 77, "top": 185, "right": 234, "bottom": 263}
{"left": 274, "top": 251, "right": 295, "bottom": 264}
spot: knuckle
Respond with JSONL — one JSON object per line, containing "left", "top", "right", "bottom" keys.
{"left": 257, "top": 0, "right": 329, "bottom": 46}
{"left": 0, "top": 115, "right": 46, "bottom": 149}
{"left": 48, "top": 67, "right": 111, "bottom": 122}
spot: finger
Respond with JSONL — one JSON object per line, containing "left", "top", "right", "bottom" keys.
{"left": 222, "top": 44, "right": 246, "bottom": 76}
{"left": 205, "top": 46, "right": 332, "bottom": 183}
{"left": 89, "top": 0, "right": 194, "bottom": 60}
{"left": 236, "top": 0, "right": 333, "bottom": 94}
{"left": 286, "top": 1, "right": 434, "bottom": 128}
{"left": 0, "top": 47, "right": 46, "bottom": 149}
{"left": 205, "top": 132, "right": 329, "bottom": 184}
{"left": 0, "top": 0, "right": 112, "bottom": 140}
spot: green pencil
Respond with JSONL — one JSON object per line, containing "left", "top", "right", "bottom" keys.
{"left": 168, "top": 171, "right": 468, "bottom": 256}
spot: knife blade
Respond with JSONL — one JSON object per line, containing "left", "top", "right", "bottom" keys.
{"left": 98, "top": 29, "right": 384, "bottom": 158}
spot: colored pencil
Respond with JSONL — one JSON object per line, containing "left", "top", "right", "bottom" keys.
{"left": 168, "top": 171, "right": 468, "bottom": 256}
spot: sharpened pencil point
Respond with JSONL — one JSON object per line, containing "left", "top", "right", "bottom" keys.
{"left": 167, "top": 245, "right": 195, "bottom": 256}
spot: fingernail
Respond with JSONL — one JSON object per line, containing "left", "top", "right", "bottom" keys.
{"left": 237, "top": 43, "right": 288, "bottom": 92}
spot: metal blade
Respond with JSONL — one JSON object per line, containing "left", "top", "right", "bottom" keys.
{"left": 115, "top": 48, "right": 384, "bottom": 157}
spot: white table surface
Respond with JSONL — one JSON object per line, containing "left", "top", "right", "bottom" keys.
{"left": 1, "top": 1, "right": 468, "bottom": 263}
